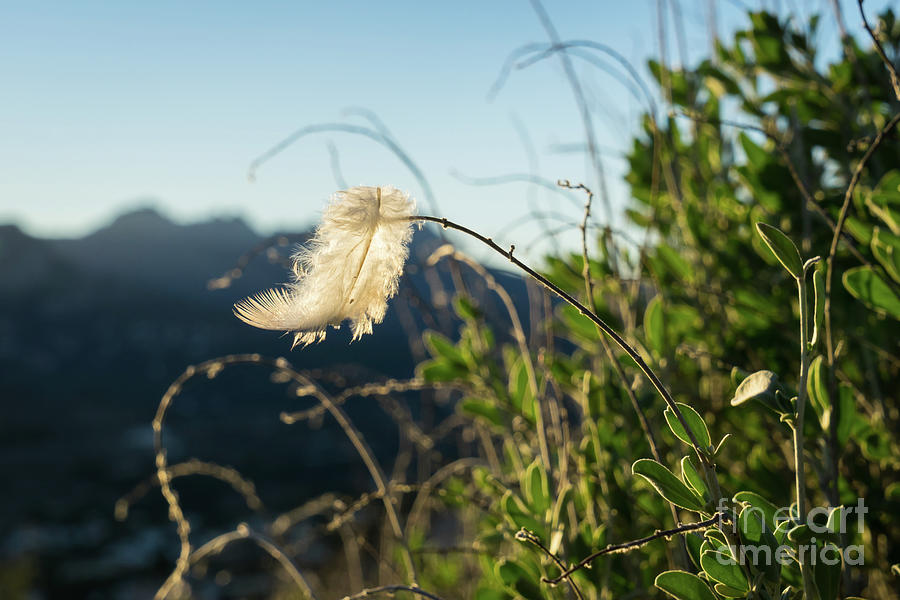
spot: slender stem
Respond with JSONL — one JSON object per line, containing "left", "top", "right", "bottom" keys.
{"left": 825, "top": 112, "right": 900, "bottom": 378}
{"left": 561, "top": 179, "right": 683, "bottom": 566}
{"left": 191, "top": 525, "right": 320, "bottom": 600}
{"left": 795, "top": 274, "right": 819, "bottom": 600}
{"left": 858, "top": 0, "right": 900, "bottom": 101}
{"left": 796, "top": 277, "right": 810, "bottom": 519}
{"left": 411, "top": 215, "right": 711, "bottom": 466}
{"left": 561, "top": 179, "right": 666, "bottom": 462}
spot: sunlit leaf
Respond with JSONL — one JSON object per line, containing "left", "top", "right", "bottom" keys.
{"left": 756, "top": 222, "right": 803, "bottom": 278}
{"left": 632, "top": 459, "right": 706, "bottom": 511}
{"left": 655, "top": 570, "right": 716, "bottom": 600}
{"left": 843, "top": 266, "right": 900, "bottom": 319}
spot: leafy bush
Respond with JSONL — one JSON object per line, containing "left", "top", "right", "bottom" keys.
{"left": 140, "top": 6, "right": 900, "bottom": 600}
{"left": 409, "top": 9, "right": 900, "bottom": 600}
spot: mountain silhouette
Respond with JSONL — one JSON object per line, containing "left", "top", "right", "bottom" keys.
{"left": 0, "top": 207, "right": 528, "bottom": 597}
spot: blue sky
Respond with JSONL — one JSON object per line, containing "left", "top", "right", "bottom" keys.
{"left": 0, "top": 0, "right": 891, "bottom": 259}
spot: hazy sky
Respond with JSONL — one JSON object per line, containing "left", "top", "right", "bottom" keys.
{"left": 0, "top": 0, "right": 890, "bottom": 259}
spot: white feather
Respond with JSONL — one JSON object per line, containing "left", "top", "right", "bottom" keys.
{"left": 234, "top": 186, "right": 416, "bottom": 348}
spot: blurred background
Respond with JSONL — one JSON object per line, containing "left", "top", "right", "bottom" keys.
{"left": 0, "top": 1, "right": 894, "bottom": 598}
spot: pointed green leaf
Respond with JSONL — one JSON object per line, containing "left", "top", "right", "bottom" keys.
{"left": 681, "top": 456, "right": 710, "bottom": 502}
{"left": 655, "top": 570, "right": 717, "bottom": 600}
{"left": 664, "top": 403, "right": 712, "bottom": 449}
{"left": 632, "top": 459, "right": 706, "bottom": 512}
{"left": 756, "top": 222, "right": 803, "bottom": 278}
{"left": 733, "top": 491, "right": 779, "bottom": 531}
{"left": 645, "top": 295, "right": 665, "bottom": 354}
{"left": 424, "top": 331, "right": 465, "bottom": 364}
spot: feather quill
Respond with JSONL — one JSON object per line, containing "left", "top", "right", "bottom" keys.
{"left": 234, "top": 185, "right": 416, "bottom": 347}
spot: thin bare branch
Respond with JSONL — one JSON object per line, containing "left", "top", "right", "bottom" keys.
{"left": 342, "top": 585, "right": 447, "bottom": 600}
{"left": 544, "top": 513, "right": 727, "bottom": 584}
{"left": 858, "top": 0, "right": 900, "bottom": 101}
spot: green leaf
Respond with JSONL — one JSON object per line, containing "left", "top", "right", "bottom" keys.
{"left": 756, "top": 222, "right": 803, "bottom": 278}
{"left": 731, "top": 370, "right": 787, "bottom": 414}
{"left": 473, "top": 588, "right": 505, "bottom": 600}
{"left": 655, "top": 570, "right": 716, "bottom": 600}
{"left": 418, "top": 359, "right": 463, "bottom": 382}
{"left": 645, "top": 295, "right": 665, "bottom": 354}
{"left": 837, "top": 383, "right": 864, "bottom": 446}
{"left": 460, "top": 398, "right": 505, "bottom": 428}
{"left": 685, "top": 532, "right": 704, "bottom": 570}
{"left": 738, "top": 505, "right": 781, "bottom": 583}
{"left": 522, "top": 459, "right": 550, "bottom": 515}
{"left": 740, "top": 132, "right": 770, "bottom": 171}
{"left": 508, "top": 357, "right": 536, "bottom": 421}
{"left": 872, "top": 228, "right": 900, "bottom": 283}
{"left": 657, "top": 244, "right": 695, "bottom": 283}
{"left": 424, "top": 331, "right": 465, "bottom": 364}
{"left": 713, "top": 583, "right": 746, "bottom": 598}
{"left": 733, "top": 491, "right": 779, "bottom": 532}
{"left": 500, "top": 491, "right": 542, "bottom": 535}
{"left": 807, "top": 355, "right": 831, "bottom": 430}
{"left": 787, "top": 524, "right": 812, "bottom": 543}
{"left": 869, "top": 169, "right": 900, "bottom": 208}
{"left": 815, "top": 543, "right": 842, "bottom": 600}
{"left": 632, "top": 459, "right": 706, "bottom": 512}
{"left": 843, "top": 266, "right": 900, "bottom": 319}
{"left": 664, "top": 402, "right": 712, "bottom": 450}
{"left": 453, "top": 295, "right": 481, "bottom": 321}
{"left": 495, "top": 559, "right": 543, "bottom": 600}
{"left": 701, "top": 550, "right": 750, "bottom": 591}
{"left": 811, "top": 267, "right": 825, "bottom": 346}
{"left": 681, "top": 456, "right": 709, "bottom": 502}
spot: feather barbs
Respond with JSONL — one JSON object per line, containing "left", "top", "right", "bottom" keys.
{"left": 233, "top": 186, "right": 416, "bottom": 348}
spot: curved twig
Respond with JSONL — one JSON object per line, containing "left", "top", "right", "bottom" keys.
{"left": 190, "top": 524, "right": 319, "bottom": 599}
{"left": 115, "top": 459, "right": 262, "bottom": 522}
{"left": 824, "top": 112, "right": 900, "bottom": 375}
{"left": 858, "top": 0, "right": 900, "bottom": 101}
{"left": 341, "top": 585, "right": 447, "bottom": 600}
{"left": 544, "top": 513, "right": 727, "bottom": 584}
{"left": 151, "top": 355, "right": 419, "bottom": 595}
{"left": 248, "top": 122, "right": 439, "bottom": 217}
{"left": 412, "top": 215, "right": 711, "bottom": 465}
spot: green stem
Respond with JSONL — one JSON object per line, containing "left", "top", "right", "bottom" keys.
{"left": 795, "top": 273, "right": 819, "bottom": 600}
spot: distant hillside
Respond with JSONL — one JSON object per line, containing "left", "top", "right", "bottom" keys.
{"left": 0, "top": 207, "right": 529, "bottom": 597}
